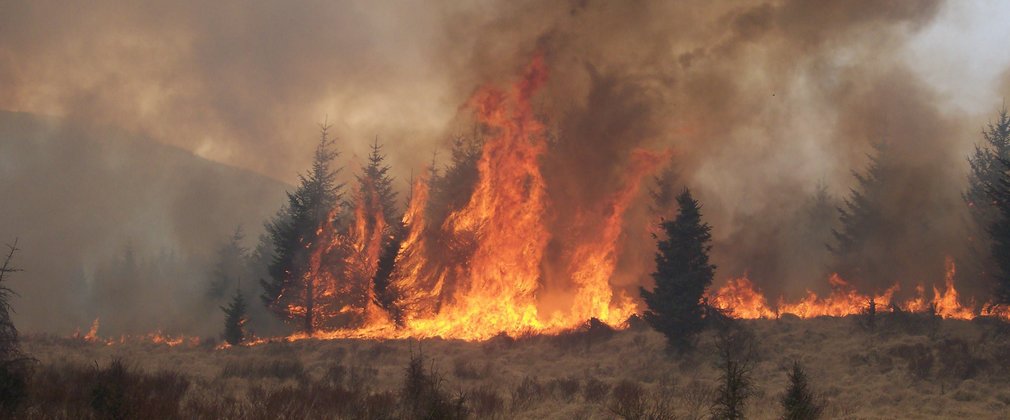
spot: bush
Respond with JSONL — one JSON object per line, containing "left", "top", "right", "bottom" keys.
{"left": 583, "top": 377, "right": 611, "bottom": 403}
{"left": 468, "top": 384, "right": 505, "bottom": 418}
{"left": 401, "top": 349, "right": 467, "bottom": 419}
{"left": 546, "top": 376, "right": 581, "bottom": 402}
{"left": 23, "top": 359, "right": 189, "bottom": 419}
{"left": 608, "top": 380, "right": 648, "bottom": 419}
{"left": 510, "top": 376, "right": 545, "bottom": 411}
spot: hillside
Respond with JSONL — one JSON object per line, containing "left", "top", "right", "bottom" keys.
{"left": 0, "top": 111, "right": 290, "bottom": 333}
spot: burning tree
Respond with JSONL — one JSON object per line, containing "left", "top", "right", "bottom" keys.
{"left": 356, "top": 138, "right": 402, "bottom": 314}
{"left": 261, "top": 123, "right": 345, "bottom": 334}
{"left": 640, "top": 188, "right": 715, "bottom": 352}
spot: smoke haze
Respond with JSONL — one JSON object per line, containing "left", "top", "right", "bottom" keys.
{"left": 1, "top": 0, "right": 1008, "bottom": 334}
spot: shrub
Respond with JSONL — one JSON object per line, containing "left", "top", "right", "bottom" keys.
{"left": 510, "top": 376, "right": 545, "bottom": 411}
{"left": 608, "top": 380, "right": 648, "bottom": 419}
{"left": 401, "top": 349, "right": 467, "bottom": 419}
{"left": 468, "top": 384, "right": 505, "bottom": 418}
{"left": 546, "top": 376, "right": 581, "bottom": 402}
{"left": 583, "top": 377, "right": 611, "bottom": 403}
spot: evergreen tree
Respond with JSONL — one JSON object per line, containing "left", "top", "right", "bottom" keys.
{"left": 261, "top": 123, "right": 345, "bottom": 334}
{"left": 713, "top": 326, "right": 756, "bottom": 420}
{"left": 988, "top": 157, "right": 1010, "bottom": 304}
{"left": 355, "top": 138, "right": 400, "bottom": 229}
{"left": 221, "top": 286, "right": 248, "bottom": 346}
{"left": 965, "top": 107, "right": 1010, "bottom": 294}
{"left": 207, "top": 226, "right": 248, "bottom": 301}
{"left": 428, "top": 134, "right": 483, "bottom": 226}
{"left": 830, "top": 142, "right": 900, "bottom": 289}
{"left": 648, "top": 160, "right": 679, "bottom": 219}
{"left": 781, "top": 361, "right": 824, "bottom": 420}
{"left": 640, "top": 188, "right": 715, "bottom": 352}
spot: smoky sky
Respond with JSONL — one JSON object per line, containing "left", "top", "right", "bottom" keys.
{"left": 3, "top": 0, "right": 1010, "bottom": 332}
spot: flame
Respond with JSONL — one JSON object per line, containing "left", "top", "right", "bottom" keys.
{"left": 276, "top": 54, "right": 662, "bottom": 341}
{"left": 710, "top": 257, "right": 1002, "bottom": 321}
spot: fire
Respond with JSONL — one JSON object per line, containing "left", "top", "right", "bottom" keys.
{"left": 710, "top": 257, "right": 1003, "bottom": 321}
{"left": 280, "top": 54, "right": 665, "bottom": 341}
{"left": 70, "top": 318, "right": 200, "bottom": 347}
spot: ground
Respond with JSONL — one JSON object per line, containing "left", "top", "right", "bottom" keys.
{"left": 18, "top": 316, "right": 1010, "bottom": 419}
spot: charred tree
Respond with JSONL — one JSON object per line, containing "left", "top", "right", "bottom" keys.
{"left": 781, "top": 361, "right": 825, "bottom": 420}
{"left": 640, "top": 188, "right": 715, "bottom": 352}
{"left": 221, "top": 286, "right": 248, "bottom": 346}
{"left": 966, "top": 107, "right": 1010, "bottom": 295}
{"left": 261, "top": 123, "right": 345, "bottom": 334}
{"left": 208, "top": 226, "right": 249, "bottom": 301}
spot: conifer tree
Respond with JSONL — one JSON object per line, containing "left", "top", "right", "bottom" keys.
{"left": 208, "top": 226, "right": 248, "bottom": 301}
{"left": 261, "top": 123, "right": 345, "bottom": 334}
{"left": 640, "top": 188, "right": 715, "bottom": 352}
{"left": 830, "top": 142, "right": 899, "bottom": 289}
{"left": 781, "top": 361, "right": 824, "bottom": 420}
{"left": 966, "top": 107, "right": 1010, "bottom": 293}
{"left": 355, "top": 138, "right": 399, "bottom": 229}
{"left": 221, "top": 286, "right": 248, "bottom": 346}
{"left": 987, "top": 156, "right": 1010, "bottom": 304}
{"left": 713, "top": 326, "right": 756, "bottom": 420}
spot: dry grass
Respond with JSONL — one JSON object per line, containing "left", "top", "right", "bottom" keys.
{"left": 11, "top": 317, "right": 1010, "bottom": 419}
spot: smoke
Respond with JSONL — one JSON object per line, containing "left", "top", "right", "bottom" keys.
{"left": 2, "top": 0, "right": 1007, "bottom": 333}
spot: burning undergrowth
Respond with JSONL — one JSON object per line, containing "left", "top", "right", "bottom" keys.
{"left": 262, "top": 55, "right": 672, "bottom": 342}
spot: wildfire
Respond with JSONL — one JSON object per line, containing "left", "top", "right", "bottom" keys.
{"left": 278, "top": 54, "right": 667, "bottom": 341}
{"left": 710, "top": 258, "right": 1004, "bottom": 321}
{"left": 71, "top": 318, "right": 200, "bottom": 347}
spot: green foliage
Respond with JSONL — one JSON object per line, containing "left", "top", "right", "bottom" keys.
{"left": 260, "top": 124, "right": 345, "bottom": 333}
{"left": 640, "top": 189, "right": 715, "bottom": 352}
{"left": 221, "top": 287, "right": 248, "bottom": 346}
{"left": 781, "top": 361, "right": 824, "bottom": 420}
{"left": 712, "top": 326, "right": 756, "bottom": 420}
{"left": 967, "top": 107, "right": 1010, "bottom": 297}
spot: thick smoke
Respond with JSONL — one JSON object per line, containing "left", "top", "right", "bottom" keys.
{"left": 1, "top": 0, "right": 1007, "bottom": 334}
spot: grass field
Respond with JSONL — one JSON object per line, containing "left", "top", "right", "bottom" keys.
{"left": 12, "top": 315, "right": 1010, "bottom": 419}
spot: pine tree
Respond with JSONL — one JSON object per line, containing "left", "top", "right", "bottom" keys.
{"left": 965, "top": 106, "right": 1010, "bottom": 294}
{"left": 261, "top": 123, "right": 345, "bottom": 334}
{"left": 208, "top": 226, "right": 248, "bottom": 301}
{"left": 830, "top": 142, "right": 900, "bottom": 289}
{"left": 221, "top": 286, "right": 248, "bottom": 346}
{"left": 781, "top": 361, "right": 824, "bottom": 420}
{"left": 355, "top": 138, "right": 399, "bottom": 229}
{"left": 640, "top": 188, "right": 715, "bottom": 352}
{"left": 713, "top": 326, "right": 756, "bottom": 420}
{"left": 988, "top": 157, "right": 1010, "bottom": 304}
